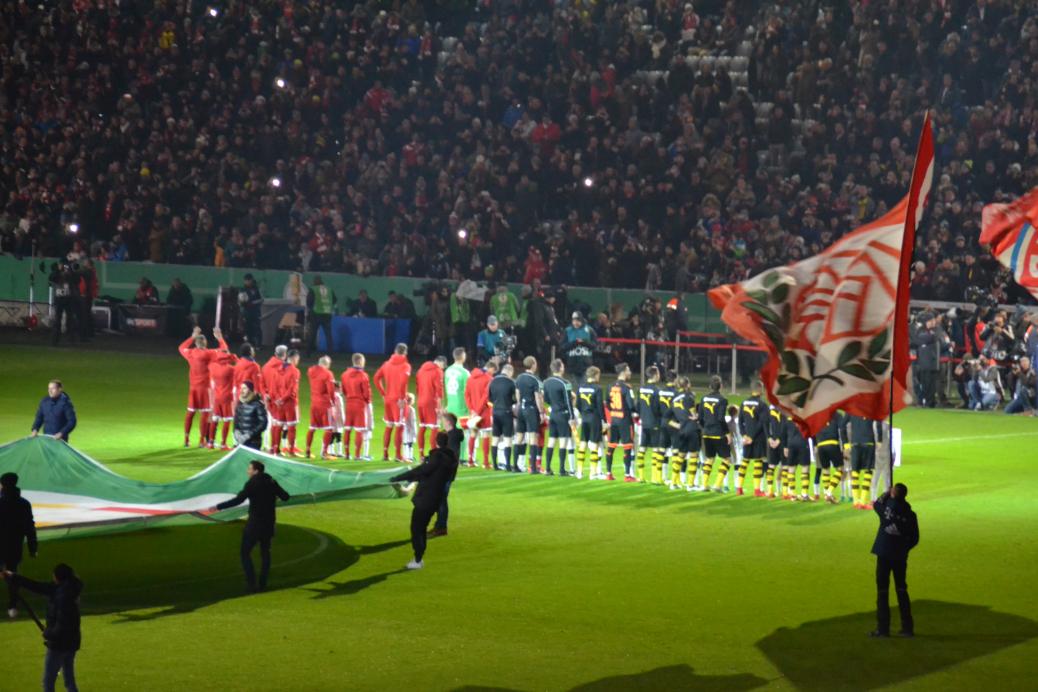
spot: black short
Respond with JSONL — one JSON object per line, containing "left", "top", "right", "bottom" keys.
{"left": 677, "top": 425, "right": 701, "bottom": 455}
{"left": 492, "top": 410, "right": 515, "bottom": 438}
{"left": 580, "top": 416, "right": 603, "bottom": 444}
{"left": 608, "top": 420, "right": 632, "bottom": 446}
{"left": 548, "top": 413, "right": 573, "bottom": 438}
{"left": 766, "top": 444, "right": 783, "bottom": 467}
{"left": 640, "top": 426, "right": 659, "bottom": 448}
{"left": 702, "top": 436, "right": 731, "bottom": 459}
{"left": 817, "top": 444, "right": 843, "bottom": 469}
{"left": 786, "top": 442, "right": 809, "bottom": 466}
{"left": 516, "top": 408, "right": 540, "bottom": 434}
{"left": 658, "top": 426, "right": 673, "bottom": 450}
{"left": 851, "top": 445, "right": 876, "bottom": 471}
{"left": 744, "top": 436, "right": 767, "bottom": 459}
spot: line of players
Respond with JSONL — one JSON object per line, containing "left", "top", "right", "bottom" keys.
{"left": 178, "top": 330, "right": 883, "bottom": 508}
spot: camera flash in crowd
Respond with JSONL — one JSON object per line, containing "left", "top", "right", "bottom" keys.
{"left": 457, "top": 229, "right": 468, "bottom": 240}
{"left": 270, "top": 177, "right": 282, "bottom": 188}
{"left": 207, "top": 7, "right": 219, "bottom": 17}
{"left": 583, "top": 177, "right": 594, "bottom": 188}
{"left": 67, "top": 223, "right": 79, "bottom": 234}
{"left": 275, "top": 78, "right": 286, "bottom": 89}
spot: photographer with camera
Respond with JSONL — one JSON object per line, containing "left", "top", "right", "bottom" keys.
{"left": 476, "top": 315, "right": 506, "bottom": 366}
{"left": 912, "top": 312, "right": 941, "bottom": 408}
{"left": 562, "top": 311, "right": 596, "bottom": 379}
{"left": 1004, "top": 356, "right": 1036, "bottom": 415}
{"left": 969, "top": 359, "right": 1004, "bottom": 411}
{"left": 48, "top": 261, "right": 80, "bottom": 346}
{"left": 979, "top": 310, "right": 1015, "bottom": 362}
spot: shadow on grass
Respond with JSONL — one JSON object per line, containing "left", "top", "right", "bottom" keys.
{"left": 756, "top": 600, "right": 1038, "bottom": 690}
{"left": 0, "top": 524, "right": 410, "bottom": 624}
{"left": 452, "top": 665, "right": 768, "bottom": 691}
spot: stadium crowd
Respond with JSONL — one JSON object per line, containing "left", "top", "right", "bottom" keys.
{"left": 2, "top": 0, "right": 1038, "bottom": 304}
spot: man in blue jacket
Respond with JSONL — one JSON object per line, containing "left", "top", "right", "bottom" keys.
{"left": 31, "top": 380, "right": 77, "bottom": 444}
{"left": 870, "top": 482, "right": 919, "bottom": 638}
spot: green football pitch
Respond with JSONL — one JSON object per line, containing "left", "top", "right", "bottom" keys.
{"left": 1, "top": 342, "right": 1037, "bottom": 691}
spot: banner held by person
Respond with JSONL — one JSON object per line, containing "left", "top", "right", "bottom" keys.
{"left": 708, "top": 113, "right": 935, "bottom": 435}
{"left": 980, "top": 188, "right": 1038, "bottom": 302}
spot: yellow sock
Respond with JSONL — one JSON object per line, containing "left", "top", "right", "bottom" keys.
{"left": 652, "top": 451, "right": 664, "bottom": 484}
{"left": 700, "top": 460, "right": 714, "bottom": 487}
{"left": 713, "top": 460, "right": 731, "bottom": 488}
{"left": 635, "top": 448, "right": 646, "bottom": 481}
{"left": 862, "top": 470, "right": 873, "bottom": 504}
{"left": 737, "top": 460, "right": 750, "bottom": 490}
{"left": 590, "top": 449, "right": 600, "bottom": 479}
{"left": 669, "top": 454, "right": 683, "bottom": 486}
{"left": 851, "top": 470, "right": 860, "bottom": 503}
{"left": 821, "top": 468, "right": 830, "bottom": 492}
{"left": 577, "top": 448, "right": 585, "bottom": 477}
{"left": 765, "top": 466, "right": 775, "bottom": 493}
{"left": 829, "top": 468, "right": 842, "bottom": 496}
{"left": 800, "top": 468, "right": 810, "bottom": 496}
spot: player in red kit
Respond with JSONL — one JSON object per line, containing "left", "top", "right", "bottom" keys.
{"left": 178, "top": 326, "right": 228, "bottom": 447}
{"left": 341, "top": 353, "right": 371, "bottom": 460}
{"left": 415, "top": 356, "right": 446, "bottom": 460}
{"left": 464, "top": 359, "right": 496, "bottom": 468}
{"left": 306, "top": 355, "right": 337, "bottom": 459}
{"left": 261, "top": 345, "right": 288, "bottom": 451}
{"left": 207, "top": 350, "right": 238, "bottom": 450}
{"left": 373, "top": 343, "right": 412, "bottom": 462}
{"left": 274, "top": 349, "right": 303, "bottom": 456}
{"left": 233, "top": 343, "right": 263, "bottom": 401}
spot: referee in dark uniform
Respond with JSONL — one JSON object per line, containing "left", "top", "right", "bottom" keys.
{"left": 515, "top": 357, "right": 543, "bottom": 474}
{"left": 870, "top": 483, "right": 919, "bottom": 638}
{"left": 488, "top": 363, "right": 517, "bottom": 471}
{"left": 542, "top": 359, "right": 575, "bottom": 476}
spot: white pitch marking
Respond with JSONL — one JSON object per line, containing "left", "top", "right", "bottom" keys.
{"left": 903, "top": 431, "right": 1038, "bottom": 446}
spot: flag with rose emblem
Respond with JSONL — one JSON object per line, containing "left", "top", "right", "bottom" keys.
{"left": 708, "top": 113, "right": 934, "bottom": 435}
{"left": 980, "top": 187, "right": 1038, "bottom": 302}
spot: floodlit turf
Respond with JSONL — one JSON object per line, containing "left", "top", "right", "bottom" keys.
{"left": 1, "top": 342, "right": 1037, "bottom": 691}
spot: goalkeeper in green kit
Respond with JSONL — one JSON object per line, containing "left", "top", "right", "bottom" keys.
{"left": 444, "top": 347, "right": 470, "bottom": 460}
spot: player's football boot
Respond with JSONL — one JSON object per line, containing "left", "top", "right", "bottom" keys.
{"left": 605, "top": 473, "right": 616, "bottom": 481}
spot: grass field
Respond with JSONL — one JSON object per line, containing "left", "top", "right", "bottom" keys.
{"left": 2, "top": 341, "right": 1037, "bottom": 691}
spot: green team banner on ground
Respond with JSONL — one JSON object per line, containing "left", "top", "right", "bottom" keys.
{"left": 0, "top": 436, "right": 403, "bottom": 540}
{"left": 0, "top": 254, "right": 725, "bottom": 332}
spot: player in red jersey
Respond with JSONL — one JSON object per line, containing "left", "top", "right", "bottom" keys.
{"left": 341, "top": 353, "right": 371, "bottom": 460}
{"left": 273, "top": 349, "right": 302, "bottom": 456}
{"left": 373, "top": 343, "right": 412, "bottom": 462}
{"left": 232, "top": 343, "right": 263, "bottom": 402}
{"left": 464, "top": 359, "right": 496, "bottom": 468}
{"left": 207, "top": 350, "right": 238, "bottom": 450}
{"left": 261, "top": 345, "right": 288, "bottom": 451}
{"left": 415, "top": 356, "right": 446, "bottom": 460}
{"left": 306, "top": 356, "right": 337, "bottom": 459}
{"left": 178, "top": 326, "right": 228, "bottom": 447}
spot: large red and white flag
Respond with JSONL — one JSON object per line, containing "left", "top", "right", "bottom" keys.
{"left": 980, "top": 188, "right": 1038, "bottom": 302}
{"left": 708, "top": 113, "right": 934, "bottom": 435}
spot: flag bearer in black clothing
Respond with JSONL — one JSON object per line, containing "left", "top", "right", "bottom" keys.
{"left": 575, "top": 366, "right": 606, "bottom": 480}
{"left": 667, "top": 377, "right": 699, "bottom": 490}
{"left": 697, "top": 376, "right": 730, "bottom": 492}
{"left": 846, "top": 415, "right": 881, "bottom": 509}
{"left": 391, "top": 432, "right": 459, "bottom": 570}
{"left": 210, "top": 460, "right": 291, "bottom": 592}
{"left": 635, "top": 366, "right": 662, "bottom": 483}
{"left": 870, "top": 483, "right": 919, "bottom": 638}
{"left": 656, "top": 373, "right": 678, "bottom": 483}
{"left": 782, "top": 416, "right": 812, "bottom": 501}
{"left": 488, "top": 363, "right": 518, "bottom": 471}
{"left": 542, "top": 359, "right": 575, "bottom": 476}
{"left": 514, "top": 357, "right": 544, "bottom": 474}
{"left": 1, "top": 472, "right": 38, "bottom": 619}
{"left": 814, "top": 411, "right": 846, "bottom": 504}
{"left": 739, "top": 382, "right": 769, "bottom": 497}
{"left": 764, "top": 405, "right": 784, "bottom": 498}
{"left": 605, "top": 364, "right": 636, "bottom": 481}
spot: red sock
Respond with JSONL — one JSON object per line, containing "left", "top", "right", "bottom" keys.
{"left": 355, "top": 431, "right": 364, "bottom": 459}
{"left": 468, "top": 433, "right": 476, "bottom": 462}
{"left": 198, "top": 412, "right": 209, "bottom": 444}
{"left": 184, "top": 411, "right": 195, "bottom": 436}
{"left": 287, "top": 426, "right": 297, "bottom": 450}
{"left": 271, "top": 427, "right": 282, "bottom": 453}
{"left": 394, "top": 428, "right": 403, "bottom": 460}
{"left": 221, "top": 421, "right": 231, "bottom": 446}
{"left": 417, "top": 428, "right": 426, "bottom": 460}
{"left": 306, "top": 429, "right": 315, "bottom": 455}
{"left": 382, "top": 428, "right": 392, "bottom": 457}
{"left": 342, "top": 430, "right": 352, "bottom": 458}
{"left": 322, "top": 431, "right": 334, "bottom": 455}
{"left": 482, "top": 436, "right": 491, "bottom": 465}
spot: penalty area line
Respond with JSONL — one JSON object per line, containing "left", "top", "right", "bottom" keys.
{"left": 903, "top": 431, "right": 1038, "bottom": 446}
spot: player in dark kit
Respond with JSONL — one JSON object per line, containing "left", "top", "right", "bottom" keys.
{"left": 488, "top": 362, "right": 518, "bottom": 471}
{"left": 846, "top": 415, "right": 881, "bottom": 509}
{"left": 636, "top": 366, "right": 662, "bottom": 483}
{"left": 764, "top": 405, "right": 785, "bottom": 498}
{"left": 668, "top": 377, "right": 699, "bottom": 490}
{"left": 575, "top": 366, "right": 606, "bottom": 480}
{"left": 739, "top": 381, "right": 769, "bottom": 497}
{"left": 542, "top": 359, "right": 575, "bottom": 476}
{"left": 656, "top": 373, "right": 678, "bottom": 484}
{"left": 514, "top": 357, "right": 544, "bottom": 473}
{"left": 814, "top": 411, "right": 846, "bottom": 503}
{"left": 696, "top": 376, "right": 730, "bottom": 492}
{"left": 782, "top": 415, "right": 812, "bottom": 501}
{"left": 605, "top": 364, "right": 636, "bottom": 481}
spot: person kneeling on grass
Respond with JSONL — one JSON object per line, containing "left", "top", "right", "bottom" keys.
{"left": 209, "top": 460, "right": 290, "bottom": 592}
{"left": 391, "top": 432, "right": 459, "bottom": 570}
{"left": 2, "top": 563, "right": 82, "bottom": 692}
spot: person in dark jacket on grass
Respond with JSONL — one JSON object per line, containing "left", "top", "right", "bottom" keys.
{"left": 870, "top": 482, "right": 919, "bottom": 638}
{"left": 31, "top": 380, "right": 77, "bottom": 444}
{"left": 210, "top": 460, "right": 290, "bottom": 592}
{"left": 232, "top": 381, "right": 268, "bottom": 449}
{"left": 391, "top": 432, "right": 459, "bottom": 570}
{"left": 1, "top": 472, "right": 38, "bottom": 618}
{"left": 429, "top": 413, "right": 464, "bottom": 537}
{"left": 2, "top": 563, "right": 83, "bottom": 692}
